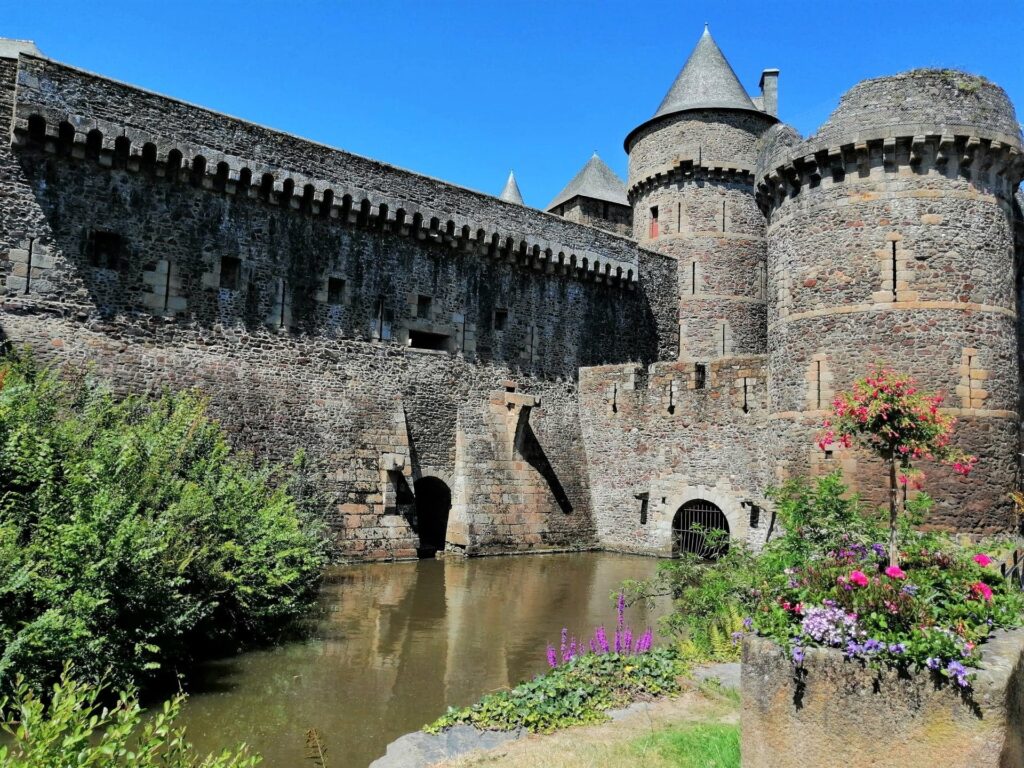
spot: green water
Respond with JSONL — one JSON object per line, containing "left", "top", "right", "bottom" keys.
{"left": 177, "top": 552, "right": 668, "bottom": 768}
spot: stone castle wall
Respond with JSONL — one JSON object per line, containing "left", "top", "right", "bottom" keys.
{"left": 555, "top": 197, "right": 633, "bottom": 238}
{"left": 0, "top": 53, "right": 678, "bottom": 559}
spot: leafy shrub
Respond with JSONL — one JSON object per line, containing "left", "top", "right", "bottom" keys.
{"left": 0, "top": 355, "right": 328, "bottom": 694}
{"left": 638, "top": 471, "right": 1024, "bottom": 687}
{"left": 425, "top": 648, "right": 683, "bottom": 733}
{"left": 0, "top": 667, "right": 260, "bottom": 767}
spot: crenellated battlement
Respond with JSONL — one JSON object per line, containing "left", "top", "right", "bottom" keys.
{"left": 626, "top": 156, "right": 755, "bottom": 202}
{"left": 11, "top": 54, "right": 647, "bottom": 290}
{"left": 755, "top": 133, "right": 1024, "bottom": 216}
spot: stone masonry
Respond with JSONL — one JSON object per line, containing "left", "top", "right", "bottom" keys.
{"left": 0, "top": 29, "right": 1022, "bottom": 560}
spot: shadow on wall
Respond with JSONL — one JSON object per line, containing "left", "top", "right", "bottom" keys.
{"left": 515, "top": 418, "right": 573, "bottom": 515}
{"left": 1002, "top": 649, "right": 1024, "bottom": 765}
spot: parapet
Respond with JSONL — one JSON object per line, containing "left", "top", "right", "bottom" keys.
{"left": 10, "top": 53, "right": 649, "bottom": 290}
{"left": 755, "top": 69, "right": 1024, "bottom": 214}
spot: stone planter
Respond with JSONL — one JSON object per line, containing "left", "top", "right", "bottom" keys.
{"left": 741, "top": 629, "right": 1024, "bottom": 768}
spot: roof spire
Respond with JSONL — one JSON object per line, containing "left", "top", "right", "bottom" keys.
{"left": 650, "top": 26, "right": 756, "bottom": 118}
{"left": 499, "top": 170, "right": 525, "bottom": 205}
{"left": 546, "top": 154, "right": 627, "bottom": 212}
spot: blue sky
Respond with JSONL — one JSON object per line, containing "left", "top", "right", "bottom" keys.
{"left": 6, "top": 1, "right": 1023, "bottom": 207}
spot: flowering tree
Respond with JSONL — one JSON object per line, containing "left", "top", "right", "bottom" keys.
{"left": 817, "top": 367, "right": 976, "bottom": 567}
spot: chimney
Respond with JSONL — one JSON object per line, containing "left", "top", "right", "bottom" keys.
{"left": 759, "top": 69, "right": 780, "bottom": 117}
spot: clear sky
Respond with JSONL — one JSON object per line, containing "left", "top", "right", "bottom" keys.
{"left": 6, "top": 0, "right": 1023, "bottom": 208}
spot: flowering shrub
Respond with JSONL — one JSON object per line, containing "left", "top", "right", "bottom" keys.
{"left": 640, "top": 472, "right": 1024, "bottom": 690}
{"left": 546, "top": 591, "right": 653, "bottom": 667}
{"left": 817, "top": 367, "right": 976, "bottom": 567}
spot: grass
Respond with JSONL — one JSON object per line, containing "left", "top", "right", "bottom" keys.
{"left": 632, "top": 723, "right": 740, "bottom": 768}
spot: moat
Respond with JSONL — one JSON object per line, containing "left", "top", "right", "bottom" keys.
{"left": 177, "top": 553, "right": 667, "bottom": 768}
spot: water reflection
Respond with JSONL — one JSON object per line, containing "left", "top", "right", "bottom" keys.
{"left": 178, "top": 552, "right": 667, "bottom": 768}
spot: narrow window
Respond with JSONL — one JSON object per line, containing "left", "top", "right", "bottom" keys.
{"left": 612, "top": 383, "right": 618, "bottom": 414}
{"left": 602, "top": 201, "right": 609, "bottom": 219}
{"left": 667, "top": 380, "right": 676, "bottom": 414}
{"left": 637, "top": 493, "right": 649, "bottom": 526}
{"left": 24, "top": 237, "right": 34, "bottom": 295}
{"left": 163, "top": 261, "right": 173, "bottom": 311}
{"left": 691, "top": 261, "right": 697, "bottom": 295}
{"left": 328, "top": 277, "right": 345, "bottom": 305}
{"left": 721, "top": 200, "right": 727, "bottom": 232}
{"left": 824, "top": 449, "right": 834, "bottom": 460}
{"left": 649, "top": 206, "right": 659, "bottom": 239}
{"left": 749, "top": 504, "right": 761, "bottom": 529}
{"left": 742, "top": 378, "right": 749, "bottom": 413}
{"left": 416, "top": 294, "right": 432, "bottom": 319}
{"left": 493, "top": 308, "right": 508, "bottom": 331}
{"left": 219, "top": 256, "right": 241, "bottom": 290}
{"left": 375, "top": 295, "right": 386, "bottom": 339}
{"left": 721, "top": 324, "right": 727, "bottom": 355}
{"left": 278, "top": 279, "right": 286, "bottom": 328}
{"left": 815, "top": 360, "right": 822, "bottom": 409}
{"left": 891, "top": 242, "right": 898, "bottom": 301}
{"left": 694, "top": 363, "right": 706, "bottom": 390}
{"left": 88, "top": 230, "right": 122, "bottom": 270}
{"left": 677, "top": 202, "right": 681, "bottom": 230}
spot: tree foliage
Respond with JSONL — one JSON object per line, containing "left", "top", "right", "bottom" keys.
{"left": 0, "top": 354, "right": 328, "bottom": 694}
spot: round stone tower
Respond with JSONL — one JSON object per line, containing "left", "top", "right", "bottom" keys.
{"left": 755, "top": 69, "right": 1024, "bottom": 531}
{"left": 625, "top": 26, "right": 777, "bottom": 360}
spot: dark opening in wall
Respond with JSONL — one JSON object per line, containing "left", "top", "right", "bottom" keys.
{"left": 416, "top": 294, "right": 432, "bottom": 319}
{"left": 493, "top": 308, "right": 508, "bottom": 331}
{"left": 602, "top": 201, "right": 609, "bottom": 219}
{"left": 824, "top": 449, "right": 833, "bottom": 460}
{"left": 328, "top": 277, "right": 345, "bottom": 305}
{"left": 649, "top": 206, "right": 659, "bottom": 239}
{"left": 749, "top": 503, "right": 761, "bottom": 529}
{"left": 694, "top": 363, "right": 707, "bottom": 390}
{"left": 87, "top": 230, "right": 122, "bottom": 270}
{"left": 409, "top": 330, "right": 450, "bottom": 351}
{"left": 219, "top": 256, "right": 241, "bottom": 290}
{"left": 636, "top": 492, "right": 649, "bottom": 525}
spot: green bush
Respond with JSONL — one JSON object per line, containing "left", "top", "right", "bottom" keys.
{"left": 636, "top": 472, "right": 1024, "bottom": 685}
{"left": 0, "top": 667, "right": 260, "bottom": 767}
{"left": 0, "top": 355, "right": 328, "bottom": 694}
{"left": 425, "top": 648, "right": 683, "bottom": 733}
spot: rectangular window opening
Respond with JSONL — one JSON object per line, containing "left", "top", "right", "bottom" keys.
{"left": 416, "top": 294, "right": 433, "bottom": 319}
{"left": 649, "top": 206, "right": 659, "bottom": 239}
{"left": 691, "top": 261, "right": 697, "bottom": 295}
{"left": 409, "top": 329, "right": 450, "bottom": 351}
{"left": 637, "top": 493, "right": 649, "bottom": 526}
{"left": 722, "top": 200, "right": 727, "bottom": 232}
{"left": 694, "top": 363, "right": 706, "bottom": 390}
{"left": 219, "top": 256, "right": 241, "bottom": 290}
{"left": 749, "top": 503, "right": 761, "bottom": 529}
{"left": 328, "top": 277, "right": 346, "bottom": 305}
{"left": 493, "top": 308, "right": 508, "bottom": 331}
{"left": 88, "top": 230, "right": 122, "bottom": 270}
{"left": 742, "top": 378, "right": 749, "bottom": 413}
{"left": 815, "top": 360, "right": 822, "bottom": 409}
{"left": 891, "top": 242, "right": 898, "bottom": 302}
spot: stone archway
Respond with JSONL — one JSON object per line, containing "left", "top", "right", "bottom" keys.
{"left": 414, "top": 476, "right": 451, "bottom": 558}
{"left": 672, "top": 499, "right": 730, "bottom": 560}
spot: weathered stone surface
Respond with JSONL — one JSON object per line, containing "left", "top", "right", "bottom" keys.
{"left": 368, "top": 724, "right": 525, "bottom": 768}
{"left": 741, "top": 631, "right": 1024, "bottom": 768}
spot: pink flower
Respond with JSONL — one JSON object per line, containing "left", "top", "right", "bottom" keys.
{"left": 849, "top": 570, "right": 869, "bottom": 587}
{"left": 970, "top": 582, "right": 994, "bottom": 602}
{"left": 973, "top": 554, "right": 992, "bottom": 567}
{"left": 885, "top": 566, "right": 906, "bottom": 580}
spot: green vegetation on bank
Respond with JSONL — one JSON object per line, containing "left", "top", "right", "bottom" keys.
{"left": 426, "top": 648, "right": 683, "bottom": 733}
{"left": 632, "top": 723, "right": 739, "bottom": 768}
{"left": 0, "top": 668, "right": 259, "bottom": 767}
{"left": 0, "top": 354, "right": 328, "bottom": 695}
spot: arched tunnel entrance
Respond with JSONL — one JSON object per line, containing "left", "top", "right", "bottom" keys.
{"left": 414, "top": 477, "right": 451, "bottom": 558}
{"left": 672, "top": 499, "right": 730, "bottom": 560}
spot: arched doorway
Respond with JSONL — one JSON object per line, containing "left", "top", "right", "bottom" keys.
{"left": 672, "top": 499, "right": 730, "bottom": 560}
{"left": 414, "top": 477, "right": 451, "bottom": 558}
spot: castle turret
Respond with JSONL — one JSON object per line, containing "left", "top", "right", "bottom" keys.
{"left": 756, "top": 69, "right": 1024, "bottom": 531}
{"left": 499, "top": 170, "right": 525, "bottom": 205}
{"left": 625, "top": 26, "right": 777, "bottom": 360}
{"left": 546, "top": 153, "right": 632, "bottom": 237}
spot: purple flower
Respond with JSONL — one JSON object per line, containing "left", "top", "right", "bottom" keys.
{"left": 800, "top": 605, "right": 859, "bottom": 648}
{"left": 593, "top": 625, "right": 610, "bottom": 654}
{"left": 926, "top": 657, "right": 941, "bottom": 671}
{"left": 634, "top": 628, "right": 653, "bottom": 654}
{"left": 730, "top": 631, "right": 744, "bottom": 646}
{"left": 871, "top": 543, "right": 887, "bottom": 558}
{"left": 888, "top": 643, "right": 906, "bottom": 655}
{"left": 547, "top": 645, "right": 558, "bottom": 668}
{"left": 901, "top": 583, "right": 918, "bottom": 596}
{"left": 845, "top": 641, "right": 865, "bottom": 658}
{"left": 616, "top": 591, "right": 626, "bottom": 631}
{"left": 743, "top": 617, "right": 753, "bottom": 630}
{"left": 792, "top": 645, "right": 805, "bottom": 663}
{"left": 863, "top": 638, "right": 883, "bottom": 653}
{"left": 946, "top": 660, "right": 970, "bottom": 688}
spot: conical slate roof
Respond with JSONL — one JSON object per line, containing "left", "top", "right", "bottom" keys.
{"left": 546, "top": 153, "right": 628, "bottom": 211}
{"left": 499, "top": 170, "right": 525, "bottom": 205}
{"left": 653, "top": 26, "right": 757, "bottom": 117}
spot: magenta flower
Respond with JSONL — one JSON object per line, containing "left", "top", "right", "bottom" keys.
{"left": 884, "top": 566, "right": 906, "bottom": 580}
{"left": 970, "top": 582, "right": 994, "bottom": 602}
{"left": 973, "top": 554, "right": 992, "bottom": 567}
{"left": 849, "top": 570, "right": 869, "bottom": 587}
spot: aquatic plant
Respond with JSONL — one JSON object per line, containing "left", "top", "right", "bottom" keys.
{"left": 546, "top": 590, "right": 654, "bottom": 667}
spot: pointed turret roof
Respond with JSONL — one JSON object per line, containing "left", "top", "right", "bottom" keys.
{"left": 653, "top": 25, "right": 757, "bottom": 117}
{"left": 625, "top": 26, "right": 773, "bottom": 150}
{"left": 499, "top": 170, "right": 525, "bottom": 205}
{"left": 546, "top": 153, "right": 628, "bottom": 211}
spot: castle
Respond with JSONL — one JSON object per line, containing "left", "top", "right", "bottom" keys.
{"left": 1, "top": 29, "right": 1022, "bottom": 559}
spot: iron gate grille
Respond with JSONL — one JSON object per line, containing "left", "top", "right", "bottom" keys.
{"left": 673, "top": 500, "right": 730, "bottom": 560}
